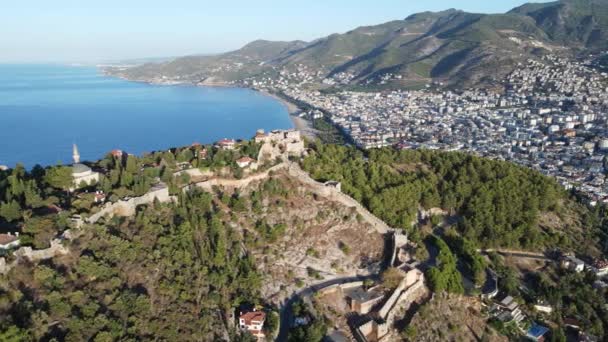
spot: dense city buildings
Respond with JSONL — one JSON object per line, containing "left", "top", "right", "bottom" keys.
{"left": 245, "top": 54, "right": 608, "bottom": 204}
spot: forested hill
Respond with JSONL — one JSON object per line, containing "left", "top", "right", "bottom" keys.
{"left": 107, "top": 0, "right": 608, "bottom": 89}
{"left": 301, "top": 143, "right": 608, "bottom": 256}
{"left": 0, "top": 139, "right": 607, "bottom": 340}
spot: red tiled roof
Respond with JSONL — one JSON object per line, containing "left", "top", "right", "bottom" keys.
{"left": 593, "top": 259, "right": 608, "bottom": 269}
{"left": 564, "top": 318, "right": 581, "bottom": 327}
{"left": 240, "top": 311, "right": 266, "bottom": 325}
{"left": 0, "top": 234, "right": 18, "bottom": 245}
{"left": 110, "top": 149, "right": 123, "bottom": 157}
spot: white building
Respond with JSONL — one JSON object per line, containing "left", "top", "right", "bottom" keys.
{"left": 71, "top": 144, "right": 100, "bottom": 190}
{"left": 0, "top": 233, "right": 20, "bottom": 250}
{"left": 238, "top": 310, "right": 266, "bottom": 340}
{"left": 236, "top": 157, "right": 256, "bottom": 169}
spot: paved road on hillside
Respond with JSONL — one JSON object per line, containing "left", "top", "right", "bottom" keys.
{"left": 478, "top": 249, "right": 551, "bottom": 261}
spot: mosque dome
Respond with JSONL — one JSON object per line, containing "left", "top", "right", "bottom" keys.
{"left": 72, "top": 163, "right": 92, "bottom": 176}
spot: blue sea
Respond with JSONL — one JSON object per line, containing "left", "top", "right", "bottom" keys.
{"left": 0, "top": 64, "right": 293, "bottom": 168}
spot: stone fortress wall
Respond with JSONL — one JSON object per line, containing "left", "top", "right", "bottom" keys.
{"left": 0, "top": 237, "right": 70, "bottom": 275}
{"left": 86, "top": 185, "right": 173, "bottom": 224}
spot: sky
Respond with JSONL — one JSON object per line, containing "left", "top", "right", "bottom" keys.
{"left": 1, "top": 0, "right": 552, "bottom": 63}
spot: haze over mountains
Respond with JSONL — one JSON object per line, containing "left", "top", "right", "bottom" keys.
{"left": 109, "top": 0, "right": 608, "bottom": 88}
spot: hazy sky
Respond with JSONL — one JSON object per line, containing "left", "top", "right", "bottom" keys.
{"left": 1, "top": 0, "right": 551, "bottom": 63}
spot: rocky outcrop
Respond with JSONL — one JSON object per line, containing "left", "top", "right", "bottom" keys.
{"left": 286, "top": 163, "right": 393, "bottom": 234}
{"left": 189, "top": 161, "right": 393, "bottom": 234}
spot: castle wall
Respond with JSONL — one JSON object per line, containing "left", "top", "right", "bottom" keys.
{"left": 87, "top": 186, "right": 173, "bottom": 223}
{"left": 0, "top": 239, "right": 69, "bottom": 275}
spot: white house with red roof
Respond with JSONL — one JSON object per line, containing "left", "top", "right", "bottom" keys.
{"left": 236, "top": 156, "right": 256, "bottom": 169}
{"left": 216, "top": 138, "right": 236, "bottom": 150}
{"left": 238, "top": 309, "right": 266, "bottom": 340}
{"left": 0, "top": 233, "right": 20, "bottom": 250}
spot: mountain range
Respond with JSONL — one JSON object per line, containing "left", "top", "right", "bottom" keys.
{"left": 106, "top": 0, "right": 608, "bottom": 89}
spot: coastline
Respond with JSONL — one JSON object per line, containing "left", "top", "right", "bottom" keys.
{"left": 257, "top": 90, "right": 319, "bottom": 139}
{"left": 101, "top": 69, "right": 318, "bottom": 138}
{"left": 260, "top": 91, "right": 300, "bottom": 115}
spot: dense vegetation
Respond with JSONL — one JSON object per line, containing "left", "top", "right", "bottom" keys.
{"left": 0, "top": 165, "right": 71, "bottom": 249}
{"left": 443, "top": 232, "right": 487, "bottom": 287}
{"left": 301, "top": 143, "right": 607, "bottom": 254}
{"left": 1, "top": 138, "right": 607, "bottom": 341}
{"left": 0, "top": 141, "right": 263, "bottom": 247}
{"left": 0, "top": 189, "right": 262, "bottom": 341}
{"left": 287, "top": 300, "right": 327, "bottom": 342}
{"left": 425, "top": 235, "right": 464, "bottom": 294}
{"left": 526, "top": 269, "right": 608, "bottom": 338}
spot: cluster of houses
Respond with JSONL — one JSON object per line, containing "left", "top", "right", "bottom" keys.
{"left": 485, "top": 292, "right": 557, "bottom": 341}
{"left": 561, "top": 254, "right": 608, "bottom": 290}
{"left": 250, "top": 53, "right": 608, "bottom": 203}
{"left": 481, "top": 251, "right": 608, "bottom": 342}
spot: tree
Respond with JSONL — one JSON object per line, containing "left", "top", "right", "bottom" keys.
{"left": 0, "top": 200, "right": 22, "bottom": 222}
{"left": 264, "top": 311, "right": 279, "bottom": 336}
{"left": 425, "top": 236, "right": 464, "bottom": 294}
{"left": 22, "top": 215, "right": 60, "bottom": 248}
{"left": 125, "top": 155, "right": 139, "bottom": 174}
{"left": 551, "top": 327, "right": 566, "bottom": 342}
{"left": 401, "top": 326, "right": 417, "bottom": 341}
{"left": 44, "top": 166, "right": 73, "bottom": 191}
{"left": 0, "top": 326, "right": 28, "bottom": 342}
{"left": 288, "top": 319, "right": 327, "bottom": 342}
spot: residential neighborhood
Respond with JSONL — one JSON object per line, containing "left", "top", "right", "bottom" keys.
{"left": 243, "top": 54, "right": 608, "bottom": 204}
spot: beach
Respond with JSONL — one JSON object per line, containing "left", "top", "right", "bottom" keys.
{"left": 260, "top": 90, "right": 319, "bottom": 139}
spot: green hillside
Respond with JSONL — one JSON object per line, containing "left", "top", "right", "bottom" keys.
{"left": 511, "top": 0, "right": 608, "bottom": 49}
{"left": 107, "top": 0, "right": 608, "bottom": 89}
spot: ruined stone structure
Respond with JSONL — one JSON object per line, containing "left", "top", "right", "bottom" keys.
{"left": 87, "top": 183, "right": 173, "bottom": 223}
{"left": 354, "top": 267, "right": 425, "bottom": 342}
{"left": 0, "top": 238, "right": 69, "bottom": 275}
{"left": 377, "top": 267, "right": 424, "bottom": 319}
{"left": 347, "top": 286, "right": 385, "bottom": 315}
{"left": 255, "top": 129, "right": 305, "bottom": 163}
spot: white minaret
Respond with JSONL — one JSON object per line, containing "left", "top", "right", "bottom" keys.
{"left": 72, "top": 144, "right": 80, "bottom": 164}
